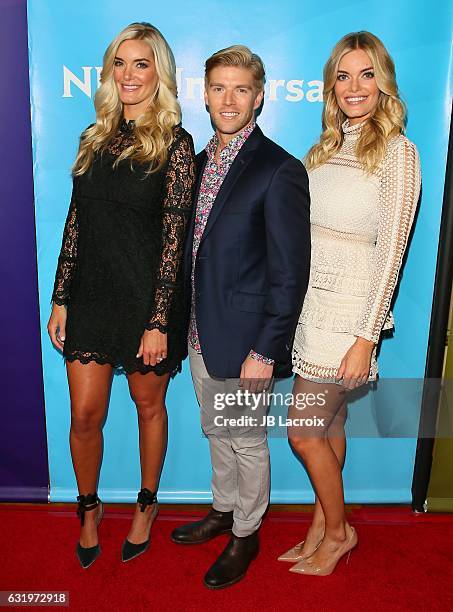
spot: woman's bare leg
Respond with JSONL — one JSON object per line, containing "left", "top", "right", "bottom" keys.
{"left": 301, "top": 398, "right": 347, "bottom": 556}
{"left": 67, "top": 360, "right": 114, "bottom": 547}
{"left": 288, "top": 376, "right": 351, "bottom": 565}
{"left": 125, "top": 370, "right": 170, "bottom": 544}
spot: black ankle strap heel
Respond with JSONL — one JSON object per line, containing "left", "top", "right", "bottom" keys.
{"left": 75, "top": 492, "right": 103, "bottom": 569}
{"left": 76, "top": 492, "right": 101, "bottom": 527}
{"left": 121, "top": 488, "right": 158, "bottom": 563}
{"left": 137, "top": 487, "right": 158, "bottom": 512}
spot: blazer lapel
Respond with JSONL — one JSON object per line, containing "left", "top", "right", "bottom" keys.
{"left": 200, "top": 126, "right": 263, "bottom": 244}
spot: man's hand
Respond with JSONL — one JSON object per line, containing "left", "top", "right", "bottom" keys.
{"left": 137, "top": 328, "right": 167, "bottom": 366}
{"left": 239, "top": 355, "right": 273, "bottom": 393}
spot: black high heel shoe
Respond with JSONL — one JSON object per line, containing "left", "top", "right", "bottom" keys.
{"left": 76, "top": 492, "right": 103, "bottom": 569}
{"left": 121, "top": 488, "right": 158, "bottom": 562}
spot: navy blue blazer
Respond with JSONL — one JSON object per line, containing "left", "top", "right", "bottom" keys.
{"left": 183, "top": 125, "right": 310, "bottom": 378}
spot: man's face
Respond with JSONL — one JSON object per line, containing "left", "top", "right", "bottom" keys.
{"left": 204, "top": 65, "right": 264, "bottom": 143}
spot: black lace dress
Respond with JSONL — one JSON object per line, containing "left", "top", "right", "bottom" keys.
{"left": 51, "top": 120, "right": 196, "bottom": 375}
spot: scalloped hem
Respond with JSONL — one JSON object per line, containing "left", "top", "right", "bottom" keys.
{"left": 63, "top": 351, "right": 182, "bottom": 378}
{"left": 144, "top": 322, "right": 168, "bottom": 334}
{"left": 292, "top": 345, "right": 378, "bottom": 385}
{"left": 51, "top": 297, "right": 68, "bottom": 306}
{"left": 292, "top": 363, "right": 378, "bottom": 385}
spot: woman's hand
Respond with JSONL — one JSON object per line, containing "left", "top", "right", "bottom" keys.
{"left": 137, "top": 328, "right": 167, "bottom": 366}
{"left": 335, "top": 337, "right": 375, "bottom": 390}
{"left": 47, "top": 303, "right": 67, "bottom": 351}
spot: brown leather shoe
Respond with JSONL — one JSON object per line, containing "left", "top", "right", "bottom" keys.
{"left": 171, "top": 507, "right": 233, "bottom": 544}
{"left": 204, "top": 532, "right": 259, "bottom": 589}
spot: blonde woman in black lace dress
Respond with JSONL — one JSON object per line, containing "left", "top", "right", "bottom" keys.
{"left": 47, "top": 22, "right": 196, "bottom": 568}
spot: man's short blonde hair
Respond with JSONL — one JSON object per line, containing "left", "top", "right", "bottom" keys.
{"left": 205, "top": 45, "right": 266, "bottom": 90}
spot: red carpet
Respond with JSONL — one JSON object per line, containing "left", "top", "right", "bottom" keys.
{"left": 1, "top": 504, "right": 452, "bottom": 611}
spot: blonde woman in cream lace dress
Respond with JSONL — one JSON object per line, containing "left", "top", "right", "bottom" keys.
{"left": 278, "top": 32, "right": 421, "bottom": 576}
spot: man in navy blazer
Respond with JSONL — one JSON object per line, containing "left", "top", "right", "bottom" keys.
{"left": 171, "top": 45, "right": 310, "bottom": 589}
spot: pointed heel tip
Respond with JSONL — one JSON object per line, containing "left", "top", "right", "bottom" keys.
{"left": 76, "top": 544, "right": 101, "bottom": 569}
{"left": 121, "top": 538, "right": 150, "bottom": 562}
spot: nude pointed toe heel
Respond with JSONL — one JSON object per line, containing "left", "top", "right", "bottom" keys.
{"left": 289, "top": 526, "right": 358, "bottom": 576}
{"left": 277, "top": 539, "right": 322, "bottom": 562}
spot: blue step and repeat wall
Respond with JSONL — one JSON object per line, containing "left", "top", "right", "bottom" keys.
{"left": 27, "top": 0, "right": 453, "bottom": 502}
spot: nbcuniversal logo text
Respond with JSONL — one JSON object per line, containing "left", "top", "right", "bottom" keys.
{"left": 62, "top": 66, "right": 323, "bottom": 103}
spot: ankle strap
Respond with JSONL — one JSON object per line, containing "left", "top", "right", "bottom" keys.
{"left": 76, "top": 492, "right": 100, "bottom": 526}
{"left": 137, "top": 488, "right": 157, "bottom": 512}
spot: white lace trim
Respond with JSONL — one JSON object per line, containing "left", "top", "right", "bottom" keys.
{"left": 311, "top": 224, "right": 375, "bottom": 244}
{"left": 299, "top": 301, "right": 394, "bottom": 334}
{"left": 292, "top": 345, "right": 378, "bottom": 382}
{"left": 310, "top": 270, "right": 370, "bottom": 296}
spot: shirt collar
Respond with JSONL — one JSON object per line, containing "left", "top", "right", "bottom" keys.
{"left": 205, "top": 121, "right": 256, "bottom": 162}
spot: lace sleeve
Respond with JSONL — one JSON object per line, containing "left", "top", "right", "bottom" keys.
{"left": 145, "top": 131, "right": 196, "bottom": 333}
{"left": 354, "top": 137, "right": 421, "bottom": 344}
{"left": 51, "top": 188, "right": 79, "bottom": 306}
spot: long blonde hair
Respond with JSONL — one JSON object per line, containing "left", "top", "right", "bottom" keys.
{"left": 305, "top": 31, "right": 406, "bottom": 174}
{"left": 73, "top": 22, "right": 181, "bottom": 175}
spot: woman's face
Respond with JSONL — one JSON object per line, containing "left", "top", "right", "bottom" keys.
{"left": 334, "top": 48, "right": 379, "bottom": 125}
{"left": 113, "top": 39, "right": 158, "bottom": 119}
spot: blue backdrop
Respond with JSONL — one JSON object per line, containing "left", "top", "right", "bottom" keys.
{"left": 27, "top": 0, "right": 453, "bottom": 502}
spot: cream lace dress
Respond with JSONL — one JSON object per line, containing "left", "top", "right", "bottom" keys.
{"left": 292, "top": 120, "right": 421, "bottom": 383}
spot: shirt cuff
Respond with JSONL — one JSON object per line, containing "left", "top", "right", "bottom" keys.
{"left": 249, "top": 350, "right": 274, "bottom": 365}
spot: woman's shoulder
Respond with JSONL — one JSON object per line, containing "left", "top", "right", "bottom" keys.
{"left": 167, "top": 125, "right": 195, "bottom": 163}
{"left": 386, "top": 132, "right": 419, "bottom": 158}
{"left": 81, "top": 122, "right": 95, "bottom": 134}
{"left": 171, "top": 124, "right": 194, "bottom": 146}
{"left": 382, "top": 132, "right": 420, "bottom": 174}
{"left": 77, "top": 123, "right": 96, "bottom": 145}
